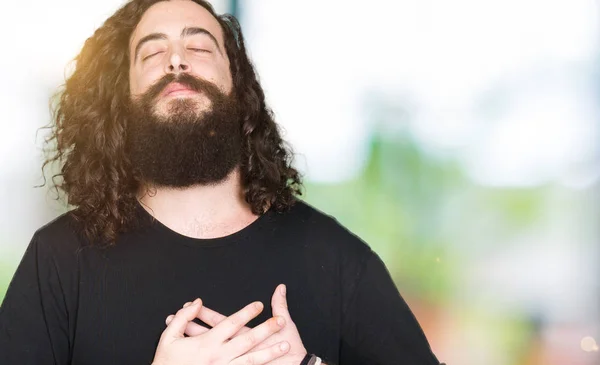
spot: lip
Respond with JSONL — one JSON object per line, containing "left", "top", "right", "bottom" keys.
{"left": 161, "top": 82, "right": 198, "bottom": 97}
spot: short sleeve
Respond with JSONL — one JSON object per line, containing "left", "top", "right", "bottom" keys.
{"left": 339, "top": 251, "right": 441, "bottom": 365}
{"left": 0, "top": 233, "right": 71, "bottom": 365}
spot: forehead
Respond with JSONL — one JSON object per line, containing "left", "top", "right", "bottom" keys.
{"left": 130, "top": 0, "right": 224, "bottom": 50}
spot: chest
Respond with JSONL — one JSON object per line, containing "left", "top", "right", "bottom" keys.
{"left": 69, "top": 247, "right": 342, "bottom": 364}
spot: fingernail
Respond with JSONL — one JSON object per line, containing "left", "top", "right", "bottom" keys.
{"left": 276, "top": 316, "right": 285, "bottom": 326}
{"left": 193, "top": 298, "right": 201, "bottom": 305}
{"left": 279, "top": 342, "right": 289, "bottom": 351}
{"left": 183, "top": 302, "right": 192, "bottom": 308}
{"left": 165, "top": 315, "right": 174, "bottom": 325}
{"left": 255, "top": 302, "right": 263, "bottom": 310}
{"left": 280, "top": 284, "right": 286, "bottom": 296}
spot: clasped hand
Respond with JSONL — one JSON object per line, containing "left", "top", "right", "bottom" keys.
{"left": 152, "top": 284, "right": 307, "bottom": 365}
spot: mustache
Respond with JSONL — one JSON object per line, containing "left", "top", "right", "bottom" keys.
{"left": 143, "top": 73, "right": 224, "bottom": 102}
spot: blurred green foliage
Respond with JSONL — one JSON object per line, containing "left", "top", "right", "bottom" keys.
{"left": 0, "top": 255, "right": 18, "bottom": 304}
{"left": 303, "top": 131, "right": 548, "bottom": 310}
{"left": 303, "top": 135, "right": 460, "bottom": 302}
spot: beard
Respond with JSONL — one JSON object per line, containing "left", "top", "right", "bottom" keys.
{"left": 127, "top": 73, "right": 242, "bottom": 188}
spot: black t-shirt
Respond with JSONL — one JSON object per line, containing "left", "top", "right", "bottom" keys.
{"left": 0, "top": 200, "right": 441, "bottom": 365}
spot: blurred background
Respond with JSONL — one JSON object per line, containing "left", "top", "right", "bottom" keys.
{"left": 1, "top": 0, "right": 599, "bottom": 364}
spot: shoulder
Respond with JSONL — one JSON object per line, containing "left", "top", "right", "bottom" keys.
{"left": 281, "top": 200, "right": 380, "bottom": 309}
{"left": 278, "top": 199, "right": 375, "bottom": 262}
{"left": 31, "top": 210, "right": 88, "bottom": 261}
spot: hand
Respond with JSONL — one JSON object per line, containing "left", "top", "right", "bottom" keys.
{"left": 154, "top": 298, "right": 290, "bottom": 365}
{"left": 167, "top": 285, "right": 308, "bottom": 364}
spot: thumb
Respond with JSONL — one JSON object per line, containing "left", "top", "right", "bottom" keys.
{"left": 163, "top": 298, "right": 203, "bottom": 340}
{"left": 271, "top": 284, "right": 290, "bottom": 319}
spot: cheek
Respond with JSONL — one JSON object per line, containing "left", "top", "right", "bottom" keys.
{"left": 189, "top": 58, "right": 232, "bottom": 92}
{"left": 217, "top": 68, "right": 233, "bottom": 93}
{"left": 130, "top": 67, "right": 163, "bottom": 97}
{"left": 129, "top": 68, "right": 139, "bottom": 96}
{"left": 206, "top": 68, "right": 232, "bottom": 94}
{"left": 129, "top": 68, "right": 146, "bottom": 97}
{"left": 219, "top": 62, "right": 233, "bottom": 94}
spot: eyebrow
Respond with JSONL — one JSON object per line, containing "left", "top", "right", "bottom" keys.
{"left": 133, "top": 26, "right": 223, "bottom": 62}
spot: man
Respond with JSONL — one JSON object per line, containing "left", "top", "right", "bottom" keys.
{"left": 0, "top": 1, "right": 443, "bottom": 364}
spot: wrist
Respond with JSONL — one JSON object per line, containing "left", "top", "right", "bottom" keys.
{"left": 300, "top": 354, "right": 323, "bottom": 365}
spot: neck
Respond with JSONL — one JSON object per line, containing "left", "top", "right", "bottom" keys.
{"left": 138, "top": 168, "right": 259, "bottom": 239}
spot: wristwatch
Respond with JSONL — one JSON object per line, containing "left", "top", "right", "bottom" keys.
{"left": 300, "top": 354, "right": 322, "bottom": 365}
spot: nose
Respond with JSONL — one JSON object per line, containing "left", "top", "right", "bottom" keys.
{"left": 165, "top": 50, "right": 190, "bottom": 74}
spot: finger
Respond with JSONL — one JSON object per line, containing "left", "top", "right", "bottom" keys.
{"left": 162, "top": 298, "right": 203, "bottom": 340}
{"left": 271, "top": 284, "right": 290, "bottom": 319}
{"left": 230, "top": 341, "right": 290, "bottom": 365}
{"left": 226, "top": 316, "right": 286, "bottom": 354}
{"left": 197, "top": 305, "right": 251, "bottom": 335}
{"left": 209, "top": 301, "right": 264, "bottom": 342}
{"left": 165, "top": 315, "right": 210, "bottom": 336}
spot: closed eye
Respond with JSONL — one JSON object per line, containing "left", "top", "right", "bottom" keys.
{"left": 188, "top": 48, "right": 212, "bottom": 53}
{"left": 142, "top": 51, "right": 164, "bottom": 61}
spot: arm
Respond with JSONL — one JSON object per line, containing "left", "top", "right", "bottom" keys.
{"left": 339, "top": 251, "right": 442, "bottom": 365}
{"left": 0, "top": 233, "right": 71, "bottom": 364}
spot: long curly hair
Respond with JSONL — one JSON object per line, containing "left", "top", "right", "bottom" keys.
{"left": 43, "top": 0, "right": 303, "bottom": 245}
